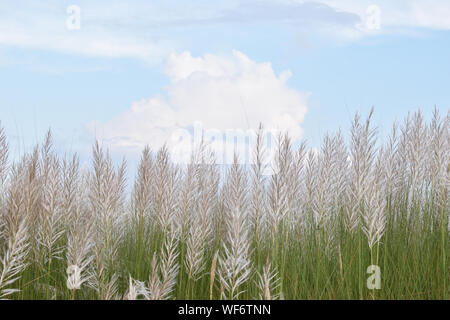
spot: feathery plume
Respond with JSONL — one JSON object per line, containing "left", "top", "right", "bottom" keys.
{"left": 346, "top": 108, "right": 377, "bottom": 232}
{"left": 218, "top": 153, "right": 251, "bottom": 300}
{"left": 256, "top": 256, "right": 281, "bottom": 300}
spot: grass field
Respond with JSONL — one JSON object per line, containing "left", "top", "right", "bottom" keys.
{"left": 0, "top": 108, "right": 448, "bottom": 300}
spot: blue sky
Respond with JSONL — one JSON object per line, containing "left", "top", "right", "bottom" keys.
{"left": 1, "top": 0, "right": 449, "bottom": 164}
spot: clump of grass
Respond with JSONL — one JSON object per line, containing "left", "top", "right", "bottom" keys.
{"left": 0, "top": 108, "right": 448, "bottom": 300}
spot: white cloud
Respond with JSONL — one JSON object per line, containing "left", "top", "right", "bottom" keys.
{"left": 0, "top": 1, "right": 173, "bottom": 63}
{"left": 2, "top": 1, "right": 450, "bottom": 63}
{"left": 88, "top": 50, "right": 309, "bottom": 161}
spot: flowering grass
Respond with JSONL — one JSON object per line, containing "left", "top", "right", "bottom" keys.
{"left": 0, "top": 108, "right": 448, "bottom": 300}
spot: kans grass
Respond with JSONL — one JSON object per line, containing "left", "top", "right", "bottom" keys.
{"left": 0, "top": 108, "right": 448, "bottom": 300}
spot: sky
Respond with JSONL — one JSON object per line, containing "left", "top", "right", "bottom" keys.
{"left": 0, "top": 0, "right": 449, "bottom": 167}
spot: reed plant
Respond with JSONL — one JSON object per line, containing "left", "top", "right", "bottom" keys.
{"left": 0, "top": 108, "right": 448, "bottom": 300}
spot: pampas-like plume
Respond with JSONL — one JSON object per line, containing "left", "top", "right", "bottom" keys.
{"left": 218, "top": 206, "right": 252, "bottom": 300}
{"left": 209, "top": 251, "right": 218, "bottom": 300}
{"left": 0, "top": 218, "right": 29, "bottom": 299}
{"left": 287, "top": 142, "right": 306, "bottom": 234}
{"left": 0, "top": 148, "right": 41, "bottom": 299}
{"left": 146, "top": 254, "right": 162, "bottom": 299}
{"left": 0, "top": 124, "right": 9, "bottom": 245}
{"left": 185, "top": 146, "right": 218, "bottom": 280}
{"left": 88, "top": 141, "right": 126, "bottom": 299}
{"left": 256, "top": 257, "right": 281, "bottom": 300}
{"left": 223, "top": 152, "right": 248, "bottom": 218}
{"left": 250, "top": 124, "right": 269, "bottom": 244}
{"left": 157, "top": 230, "right": 180, "bottom": 299}
{"left": 218, "top": 154, "right": 251, "bottom": 300}
{"left": 312, "top": 133, "right": 346, "bottom": 256}
{"left": 383, "top": 123, "right": 399, "bottom": 208}
{"left": 312, "top": 134, "right": 335, "bottom": 229}
{"left": 362, "top": 151, "right": 387, "bottom": 249}
{"left": 303, "top": 147, "right": 317, "bottom": 231}
{"left": 140, "top": 230, "right": 180, "bottom": 300}
{"left": 268, "top": 134, "right": 292, "bottom": 235}
{"left": 178, "top": 147, "right": 199, "bottom": 242}
{"left": 0, "top": 162, "right": 30, "bottom": 299}
{"left": 346, "top": 108, "right": 377, "bottom": 232}
{"left": 429, "top": 108, "right": 449, "bottom": 224}
{"left": 37, "top": 146, "right": 65, "bottom": 265}
{"left": 395, "top": 115, "right": 411, "bottom": 209}
{"left": 100, "top": 274, "right": 121, "bottom": 300}
{"left": 154, "top": 145, "right": 180, "bottom": 233}
{"left": 125, "top": 276, "right": 146, "bottom": 300}
{"left": 61, "top": 155, "right": 80, "bottom": 227}
{"left": 406, "top": 111, "right": 429, "bottom": 217}
{"left": 330, "top": 131, "right": 349, "bottom": 216}
{"left": 131, "top": 146, "right": 154, "bottom": 238}
{"left": 184, "top": 208, "right": 205, "bottom": 282}
{"left": 0, "top": 123, "right": 8, "bottom": 196}
{"left": 65, "top": 156, "right": 93, "bottom": 292}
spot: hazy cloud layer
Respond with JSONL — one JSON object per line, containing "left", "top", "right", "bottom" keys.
{"left": 2, "top": 1, "right": 450, "bottom": 61}
{"left": 217, "top": 1, "right": 360, "bottom": 26}
{"left": 0, "top": 1, "right": 173, "bottom": 63}
{"left": 319, "top": 0, "right": 450, "bottom": 30}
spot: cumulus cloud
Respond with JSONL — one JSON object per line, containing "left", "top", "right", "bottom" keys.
{"left": 88, "top": 50, "right": 309, "bottom": 163}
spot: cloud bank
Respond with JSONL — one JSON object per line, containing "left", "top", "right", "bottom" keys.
{"left": 319, "top": 0, "right": 450, "bottom": 30}
{"left": 2, "top": 1, "right": 450, "bottom": 62}
{"left": 0, "top": 1, "right": 173, "bottom": 63}
{"left": 88, "top": 50, "right": 309, "bottom": 160}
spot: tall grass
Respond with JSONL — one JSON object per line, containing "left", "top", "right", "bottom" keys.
{"left": 0, "top": 108, "right": 448, "bottom": 300}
